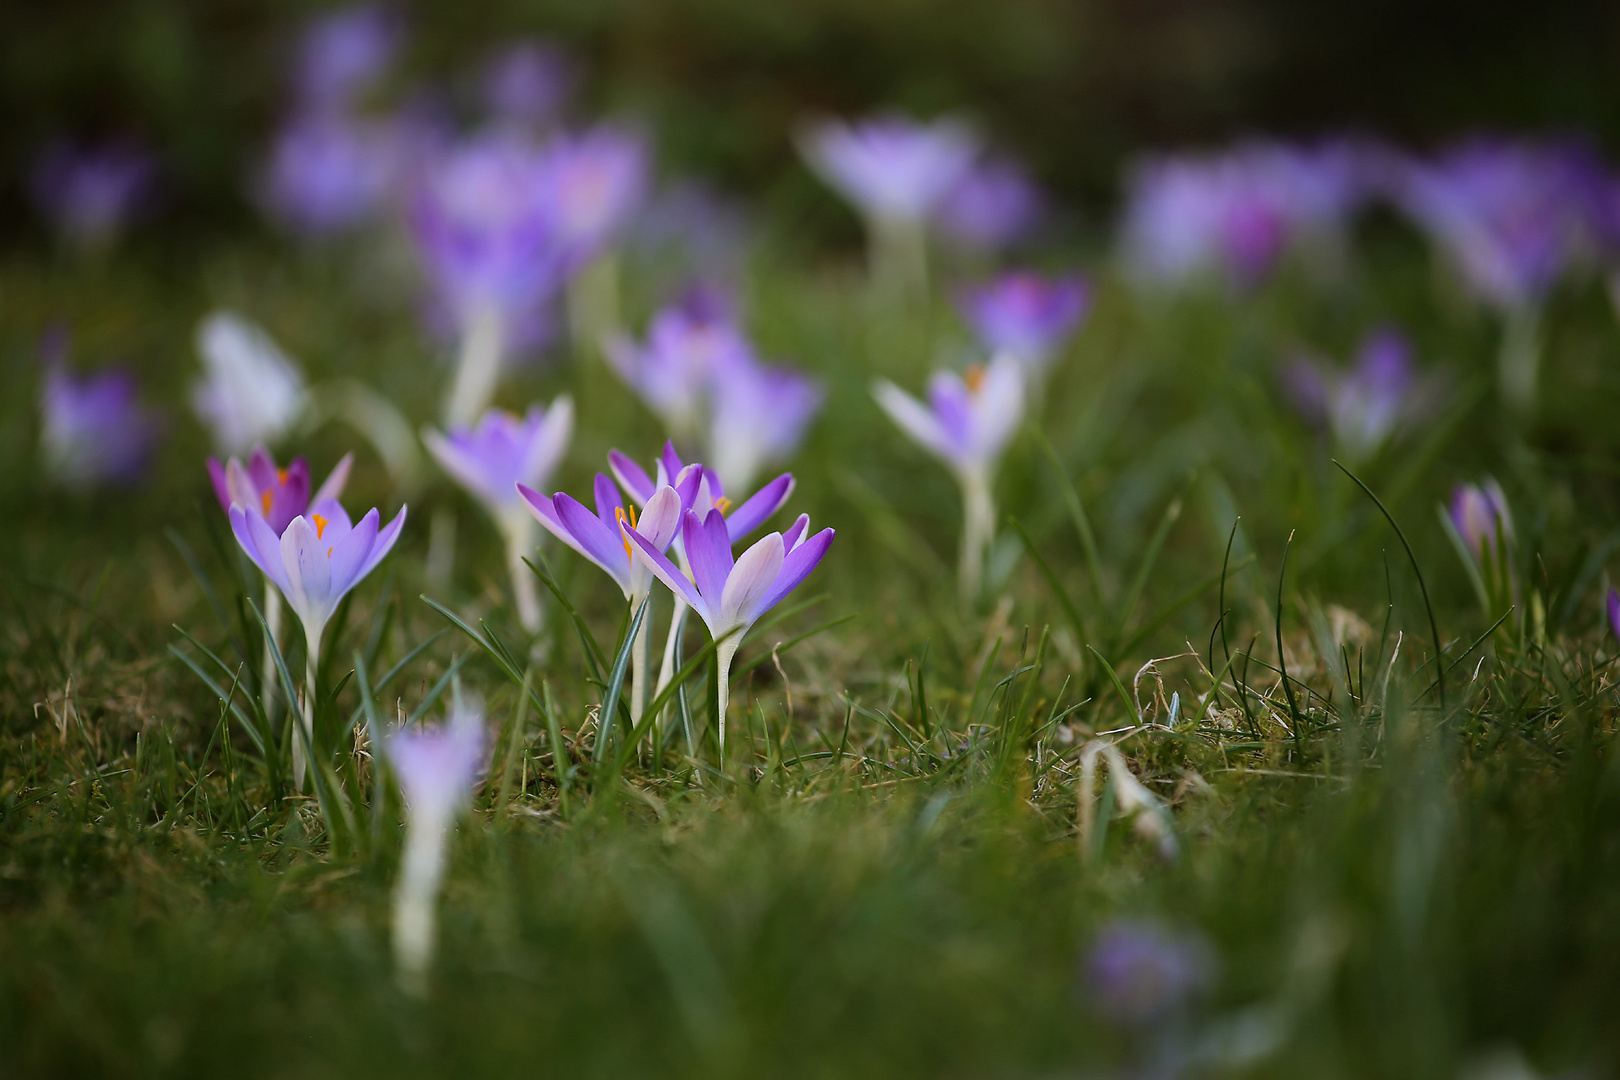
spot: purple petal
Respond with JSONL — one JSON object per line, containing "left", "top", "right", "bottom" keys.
{"left": 354, "top": 506, "right": 407, "bottom": 586}
{"left": 720, "top": 532, "right": 785, "bottom": 628}
{"left": 207, "top": 457, "right": 231, "bottom": 512}
{"left": 592, "top": 472, "right": 624, "bottom": 527}
{"left": 725, "top": 473, "right": 795, "bottom": 541}
{"left": 555, "top": 492, "right": 631, "bottom": 589}
{"left": 1609, "top": 588, "right": 1620, "bottom": 646}
{"left": 229, "top": 504, "right": 291, "bottom": 595}
{"left": 608, "top": 449, "right": 654, "bottom": 506}
{"left": 685, "top": 508, "right": 734, "bottom": 607}
{"left": 760, "top": 527, "right": 835, "bottom": 614}
{"left": 625, "top": 524, "right": 705, "bottom": 612}
{"left": 328, "top": 506, "right": 380, "bottom": 594}
{"left": 781, "top": 513, "right": 810, "bottom": 552}
{"left": 281, "top": 516, "right": 334, "bottom": 618}
{"left": 311, "top": 452, "right": 354, "bottom": 506}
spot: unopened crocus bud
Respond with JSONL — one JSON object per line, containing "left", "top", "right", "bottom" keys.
{"left": 1450, "top": 480, "right": 1511, "bottom": 560}
{"left": 1083, "top": 919, "right": 1214, "bottom": 1029}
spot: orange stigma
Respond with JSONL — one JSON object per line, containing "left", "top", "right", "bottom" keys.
{"left": 276, "top": 468, "right": 288, "bottom": 484}
{"left": 615, "top": 505, "right": 637, "bottom": 560}
{"left": 260, "top": 490, "right": 273, "bottom": 515}
{"left": 312, "top": 513, "right": 330, "bottom": 539}
{"left": 964, "top": 365, "right": 987, "bottom": 393}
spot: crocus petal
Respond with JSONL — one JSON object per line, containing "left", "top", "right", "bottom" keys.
{"left": 781, "top": 513, "right": 810, "bottom": 552}
{"left": 659, "top": 442, "right": 685, "bottom": 488}
{"left": 760, "top": 527, "right": 835, "bottom": 614}
{"left": 685, "top": 508, "right": 734, "bottom": 609}
{"left": 247, "top": 447, "right": 277, "bottom": 490}
{"left": 308, "top": 496, "right": 353, "bottom": 536}
{"left": 608, "top": 448, "right": 655, "bottom": 506}
{"left": 229, "top": 504, "right": 292, "bottom": 595}
{"left": 873, "top": 380, "right": 954, "bottom": 462}
{"left": 1609, "top": 588, "right": 1620, "bottom": 645}
{"left": 224, "top": 458, "right": 261, "bottom": 511}
{"left": 207, "top": 457, "right": 231, "bottom": 512}
{"left": 522, "top": 397, "right": 573, "bottom": 488}
{"left": 555, "top": 492, "right": 632, "bottom": 591}
{"left": 310, "top": 452, "right": 354, "bottom": 506}
{"left": 592, "top": 472, "right": 624, "bottom": 526}
{"left": 327, "top": 506, "right": 380, "bottom": 595}
{"left": 353, "top": 505, "right": 407, "bottom": 585}
{"left": 725, "top": 473, "right": 795, "bottom": 540}
{"left": 625, "top": 524, "right": 705, "bottom": 614}
{"left": 281, "top": 516, "right": 334, "bottom": 627}
{"left": 719, "top": 531, "right": 784, "bottom": 629}
{"left": 519, "top": 484, "right": 593, "bottom": 557}
{"left": 637, "top": 486, "right": 684, "bottom": 551}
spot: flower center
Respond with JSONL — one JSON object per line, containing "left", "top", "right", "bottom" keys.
{"left": 277, "top": 468, "right": 288, "bottom": 484}
{"left": 615, "top": 504, "right": 637, "bottom": 561}
{"left": 713, "top": 496, "right": 733, "bottom": 516}
{"left": 260, "top": 490, "right": 273, "bottom": 515}
{"left": 964, "top": 365, "right": 986, "bottom": 394}
{"left": 312, "top": 513, "right": 330, "bottom": 539}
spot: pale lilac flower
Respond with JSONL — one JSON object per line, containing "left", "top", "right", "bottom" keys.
{"left": 938, "top": 154, "right": 1046, "bottom": 250}
{"left": 1084, "top": 919, "right": 1214, "bottom": 1028}
{"left": 1608, "top": 589, "right": 1620, "bottom": 647}
{"left": 260, "top": 113, "right": 404, "bottom": 237}
{"left": 627, "top": 507, "right": 834, "bottom": 750}
{"left": 409, "top": 132, "right": 565, "bottom": 344}
{"left": 190, "top": 312, "right": 307, "bottom": 454}
{"left": 609, "top": 440, "right": 795, "bottom": 543}
{"left": 604, "top": 286, "right": 748, "bottom": 440}
{"left": 40, "top": 363, "right": 160, "bottom": 488}
{"left": 874, "top": 357, "right": 1024, "bottom": 601}
{"left": 1283, "top": 329, "right": 1437, "bottom": 461}
{"left": 1392, "top": 138, "right": 1608, "bottom": 313}
{"left": 380, "top": 698, "right": 487, "bottom": 993}
{"left": 709, "top": 354, "right": 823, "bottom": 493}
{"left": 422, "top": 400, "right": 574, "bottom": 632}
{"left": 1119, "top": 139, "right": 1366, "bottom": 288}
{"left": 481, "top": 40, "right": 575, "bottom": 129}
{"left": 538, "top": 125, "right": 650, "bottom": 270}
{"left": 1450, "top": 480, "right": 1512, "bottom": 561}
{"left": 957, "top": 271, "right": 1089, "bottom": 374}
{"left": 292, "top": 4, "right": 403, "bottom": 112}
{"left": 799, "top": 114, "right": 980, "bottom": 226}
{"left": 208, "top": 447, "right": 353, "bottom": 537}
{"left": 631, "top": 181, "right": 752, "bottom": 283}
{"left": 231, "top": 494, "right": 406, "bottom": 788}
{"left": 30, "top": 139, "right": 156, "bottom": 250}
{"left": 518, "top": 475, "right": 690, "bottom": 603}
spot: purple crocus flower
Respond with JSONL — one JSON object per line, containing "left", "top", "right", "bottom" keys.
{"left": 481, "top": 40, "right": 575, "bottom": 130}
{"left": 937, "top": 153, "right": 1046, "bottom": 250}
{"left": 260, "top": 113, "right": 404, "bottom": 237}
{"left": 30, "top": 138, "right": 156, "bottom": 251}
{"left": 1608, "top": 588, "right": 1620, "bottom": 647}
{"left": 1392, "top": 138, "right": 1608, "bottom": 314}
{"left": 1083, "top": 919, "right": 1214, "bottom": 1029}
{"left": 957, "top": 271, "right": 1089, "bottom": 374}
{"left": 1450, "top": 480, "right": 1512, "bottom": 561}
{"left": 1283, "top": 329, "right": 1436, "bottom": 461}
{"left": 380, "top": 698, "right": 487, "bottom": 993}
{"left": 208, "top": 447, "right": 353, "bottom": 537}
{"left": 191, "top": 311, "right": 307, "bottom": 454}
{"left": 709, "top": 354, "right": 823, "bottom": 494}
{"left": 799, "top": 114, "right": 979, "bottom": 226}
{"left": 422, "top": 399, "right": 574, "bottom": 632}
{"left": 518, "top": 475, "right": 691, "bottom": 604}
{"left": 610, "top": 440, "right": 795, "bottom": 542}
{"left": 291, "top": 4, "right": 403, "bottom": 112}
{"left": 604, "top": 286, "right": 750, "bottom": 440}
{"left": 874, "top": 357, "right": 1024, "bottom": 602}
{"left": 231, "top": 494, "right": 406, "bottom": 788}
{"left": 409, "top": 131, "right": 565, "bottom": 345}
{"left": 40, "top": 363, "right": 160, "bottom": 488}
{"left": 538, "top": 125, "right": 650, "bottom": 271}
{"left": 1119, "top": 139, "right": 1367, "bottom": 288}
{"left": 627, "top": 507, "right": 835, "bottom": 751}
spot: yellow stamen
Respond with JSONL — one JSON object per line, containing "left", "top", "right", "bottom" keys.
{"left": 260, "top": 490, "right": 273, "bottom": 515}
{"left": 964, "top": 365, "right": 987, "bottom": 393}
{"left": 714, "top": 496, "right": 733, "bottom": 515}
{"left": 312, "top": 513, "right": 330, "bottom": 539}
{"left": 277, "top": 468, "right": 288, "bottom": 484}
{"left": 615, "top": 505, "right": 637, "bottom": 561}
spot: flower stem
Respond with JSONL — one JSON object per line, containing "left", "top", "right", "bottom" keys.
{"left": 393, "top": 816, "right": 447, "bottom": 997}
{"left": 504, "top": 517, "right": 541, "bottom": 636}
{"left": 629, "top": 592, "right": 651, "bottom": 730}
{"left": 870, "top": 216, "right": 928, "bottom": 306}
{"left": 445, "top": 303, "right": 504, "bottom": 429}
{"left": 959, "top": 468, "right": 995, "bottom": 607}
{"left": 1497, "top": 305, "right": 1541, "bottom": 415}
{"left": 295, "top": 625, "right": 322, "bottom": 793}
{"left": 715, "top": 635, "right": 740, "bottom": 760}
{"left": 653, "top": 598, "right": 689, "bottom": 746}
{"left": 260, "top": 582, "right": 282, "bottom": 722}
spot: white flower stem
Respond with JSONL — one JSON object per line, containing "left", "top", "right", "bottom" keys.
{"left": 870, "top": 217, "right": 928, "bottom": 305}
{"left": 629, "top": 593, "right": 651, "bottom": 730}
{"left": 294, "top": 625, "right": 322, "bottom": 793}
{"left": 504, "top": 518, "right": 542, "bottom": 636}
{"left": 1498, "top": 305, "right": 1541, "bottom": 415}
{"left": 393, "top": 815, "right": 448, "bottom": 997}
{"left": 445, "top": 303, "right": 504, "bottom": 429}
{"left": 653, "top": 599, "right": 690, "bottom": 745}
{"left": 260, "top": 582, "right": 282, "bottom": 721}
{"left": 714, "top": 635, "right": 741, "bottom": 760}
{"left": 959, "top": 468, "right": 995, "bottom": 607}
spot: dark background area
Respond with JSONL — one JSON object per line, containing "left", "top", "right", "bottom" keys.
{"left": 4, "top": 0, "right": 1619, "bottom": 240}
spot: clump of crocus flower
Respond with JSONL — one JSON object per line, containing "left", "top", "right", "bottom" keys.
{"left": 1282, "top": 328, "right": 1440, "bottom": 463}
{"left": 799, "top": 113, "right": 980, "bottom": 297}
{"left": 1444, "top": 479, "right": 1517, "bottom": 628}
{"left": 39, "top": 341, "right": 161, "bottom": 489}
{"left": 289, "top": 3, "right": 404, "bottom": 113}
{"left": 480, "top": 40, "right": 575, "bottom": 132}
{"left": 409, "top": 131, "right": 566, "bottom": 426}
{"left": 957, "top": 271, "right": 1089, "bottom": 379}
{"left": 190, "top": 311, "right": 308, "bottom": 456}
{"left": 1391, "top": 137, "right": 1610, "bottom": 411}
{"left": 873, "top": 356, "right": 1024, "bottom": 604}
{"left": 1083, "top": 919, "right": 1214, "bottom": 1030}
{"left": 259, "top": 112, "right": 409, "bottom": 239}
{"left": 380, "top": 695, "right": 487, "bottom": 996}
{"left": 627, "top": 506, "right": 834, "bottom": 756}
{"left": 230, "top": 488, "right": 405, "bottom": 790}
{"left": 30, "top": 138, "right": 157, "bottom": 253}
{"left": 1608, "top": 589, "right": 1620, "bottom": 649}
{"left": 1118, "top": 138, "right": 1368, "bottom": 290}
{"left": 937, "top": 153, "right": 1046, "bottom": 253}
{"left": 422, "top": 399, "right": 574, "bottom": 634}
